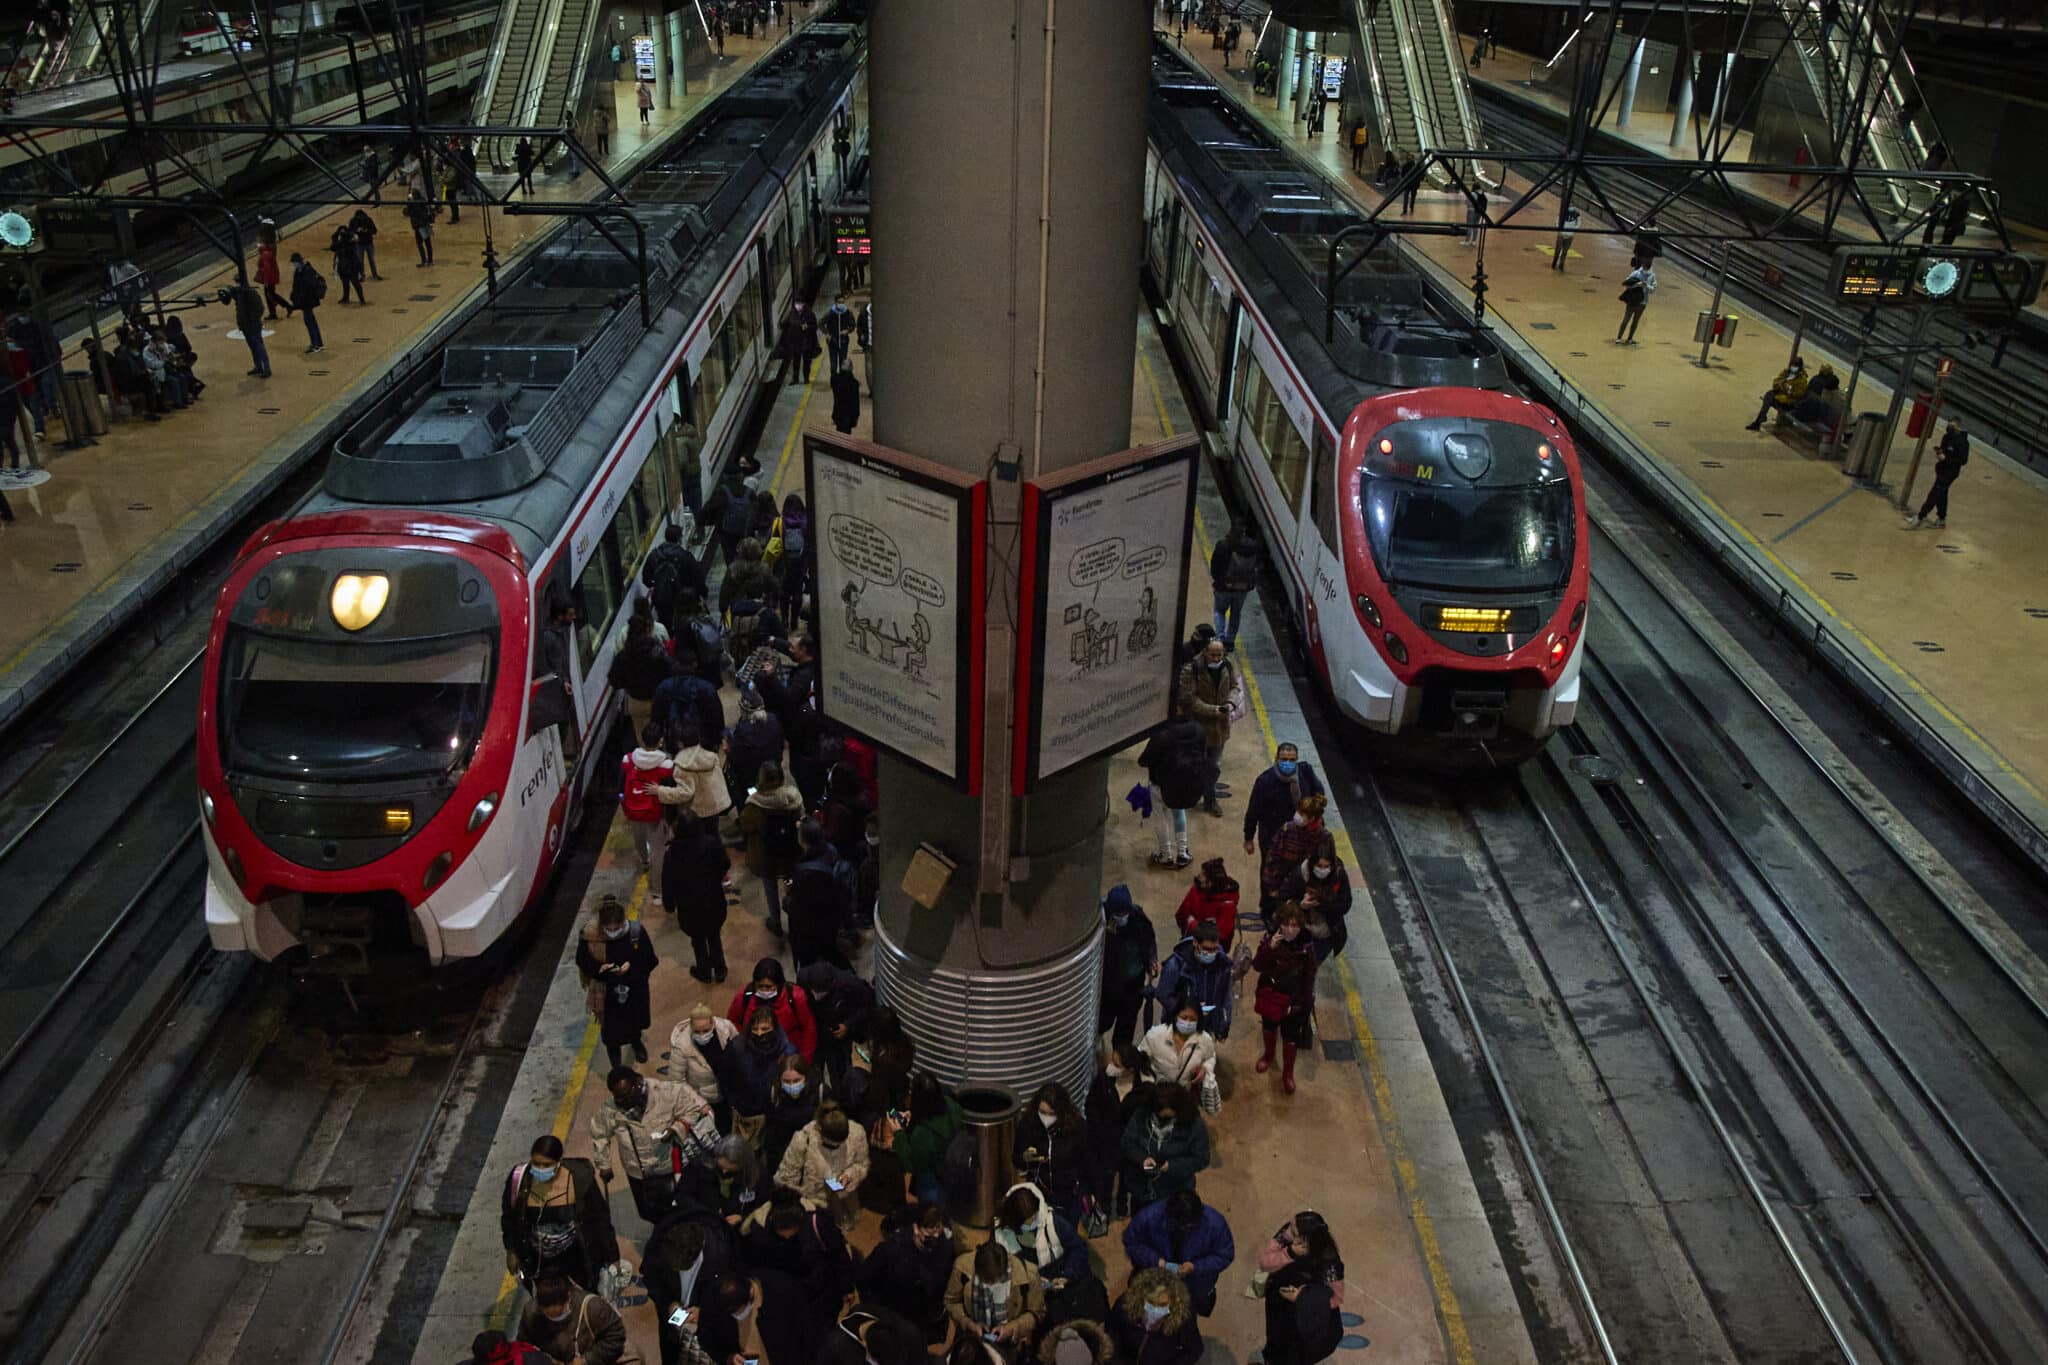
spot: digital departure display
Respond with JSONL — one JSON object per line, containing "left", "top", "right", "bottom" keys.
{"left": 830, "top": 208, "right": 871, "bottom": 257}
{"left": 1432, "top": 605, "right": 1521, "bottom": 633}
{"left": 1831, "top": 247, "right": 1915, "bottom": 303}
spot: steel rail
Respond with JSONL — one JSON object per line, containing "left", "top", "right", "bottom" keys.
{"left": 1358, "top": 769, "right": 1622, "bottom": 1365}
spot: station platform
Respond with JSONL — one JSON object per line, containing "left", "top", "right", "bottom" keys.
{"left": 0, "top": 16, "right": 818, "bottom": 735}
{"left": 1182, "top": 39, "right": 2048, "bottom": 868}
{"left": 408, "top": 293, "right": 1536, "bottom": 1365}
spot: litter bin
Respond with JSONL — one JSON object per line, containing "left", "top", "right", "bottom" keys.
{"left": 947, "top": 1083, "right": 1022, "bottom": 1228}
{"left": 63, "top": 370, "right": 107, "bottom": 437}
{"left": 1840, "top": 411, "right": 1885, "bottom": 478}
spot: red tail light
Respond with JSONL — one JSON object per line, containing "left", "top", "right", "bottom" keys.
{"left": 1550, "top": 637, "right": 1568, "bottom": 665}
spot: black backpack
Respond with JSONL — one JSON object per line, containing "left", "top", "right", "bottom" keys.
{"left": 763, "top": 807, "right": 802, "bottom": 864}
{"left": 720, "top": 494, "right": 754, "bottom": 541}
{"left": 646, "top": 546, "right": 686, "bottom": 611}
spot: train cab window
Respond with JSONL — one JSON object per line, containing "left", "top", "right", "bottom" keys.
{"left": 1309, "top": 428, "right": 1339, "bottom": 554}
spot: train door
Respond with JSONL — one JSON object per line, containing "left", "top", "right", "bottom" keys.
{"left": 1298, "top": 426, "right": 1343, "bottom": 678}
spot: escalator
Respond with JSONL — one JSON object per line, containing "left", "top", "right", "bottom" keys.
{"left": 1782, "top": 0, "right": 1941, "bottom": 215}
{"left": 1349, "top": 0, "right": 1485, "bottom": 187}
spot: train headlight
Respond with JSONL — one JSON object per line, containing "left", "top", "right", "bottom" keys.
{"left": 201, "top": 790, "right": 216, "bottom": 828}
{"left": 1355, "top": 594, "right": 1381, "bottom": 628}
{"left": 1384, "top": 632, "right": 1408, "bottom": 665}
{"left": 468, "top": 793, "right": 499, "bottom": 834}
{"left": 423, "top": 850, "right": 454, "bottom": 891}
{"left": 382, "top": 805, "right": 414, "bottom": 834}
{"left": 330, "top": 572, "right": 391, "bottom": 631}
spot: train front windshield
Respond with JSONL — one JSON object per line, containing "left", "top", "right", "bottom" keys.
{"left": 220, "top": 630, "right": 494, "bottom": 782}
{"left": 1362, "top": 480, "right": 1575, "bottom": 594}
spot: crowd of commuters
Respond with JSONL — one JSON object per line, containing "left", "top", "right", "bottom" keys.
{"left": 471, "top": 460, "right": 1352, "bottom": 1363}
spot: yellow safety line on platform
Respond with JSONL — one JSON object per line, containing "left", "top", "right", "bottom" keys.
{"left": 487, "top": 871, "right": 649, "bottom": 1329}
{"left": 769, "top": 354, "right": 825, "bottom": 499}
{"left": 1178, "top": 392, "right": 1479, "bottom": 1364}
{"left": 1567, "top": 385, "right": 2047, "bottom": 809}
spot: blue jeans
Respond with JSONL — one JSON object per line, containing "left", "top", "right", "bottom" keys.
{"left": 1213, "top": 589, "right": 1247, "bottom": 644}
{"left": 302, "top": 306, "right": 323, "bottom": 349}
{"left": 1151, "top": 792, "right": 1187, "bottom": 857}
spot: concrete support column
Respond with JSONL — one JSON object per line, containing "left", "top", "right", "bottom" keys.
{"left": 1670, "top": 50, "right": 1695, "bottom": 147}
{"left": 1276, "top": 24, "right": 1296, "bottom": 120}
{"left": 667, "top": 9, "right": 688, "bottom": 100}
{"left": 1616, "top": 35, "right": 1643, "bottom": 128}
{"left": 649, "top": 9, "right": 672, "bottom": 111}
{"left": 867, "top": 0, "right": 1149, "bottom": 1100}
{"left": 1294, "top": 30, "right": 1317, "bottom": 119}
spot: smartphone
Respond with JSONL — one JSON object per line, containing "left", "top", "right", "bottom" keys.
{"left": 666, "top": 1305, "right": 695, "bottom": 1329}
{"left": 825, "top": 1177, "right": 843, "bottom": 1192}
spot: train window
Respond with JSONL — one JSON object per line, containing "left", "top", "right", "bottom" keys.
{"left": 693, "top": 327, "right": 729, "bottom": 431}
{"left": 636, "top": 448, "right": 668, "bottom": 526}
{"left": 613, "top": 489, "right": 647, "bottom": 575}
{"left": 572, "top": 532, "right": 624, "bottom": 676}
{"left": 1309, "top": 429, "right": 1339, "bottom": 553}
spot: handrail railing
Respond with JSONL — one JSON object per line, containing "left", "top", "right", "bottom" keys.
{"left": 1418, "top": 0, "right": 1486, "bottom": 177}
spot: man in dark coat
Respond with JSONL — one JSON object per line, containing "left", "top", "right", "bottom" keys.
{"left": 1099, "top": 884, "right": 1157, "bottom": 1049}
{"left": 642, "top": 523, "right": 706, "bottom": 629}
{"left": 1123, "top": 1189, "right": 1236, "bottom": 1317}
{"left": 1208, "top": 525, "right": 1259, "bottom": 650}
{"left": 855, "top": 1206, "right": 958, "bottom": 1346}
{"left": 288, "top": 252, "right": 325, "bottom": 352}
{"left": 1242, "top": 742, "right": 1325, "bottom": 861}
{"left": 830, "top": 365, "right": 860, "bottom": 434}
{"left": 1137, "top": 703, "right": 1207, "bottom": 868}
{"left": 641, "top": 1205, "right": 740, "bottom": 1365}
{"left": 695, "top": 1269, "right": 816, "bottom": 1363}
{"left": 1909, "top": 421, "right": 1971, "bottom": 529}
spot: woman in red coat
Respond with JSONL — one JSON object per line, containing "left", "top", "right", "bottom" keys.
{"left": 728, "top": 956, "right": 819, "bottom": 1060}
{"left": 1251, "top": 902, "right": 1320, "bottom": 1094}
{"left": 1174, "top": 856, "right": 1240, "bottom": 948}
{"left": 1259, "top": 795, "right": 1331, "bottom": 913}
{"left": 255, "top": 240, "right": 290, "bottom": 320}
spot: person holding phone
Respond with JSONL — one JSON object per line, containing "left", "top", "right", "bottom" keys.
{"left": 696, "top": 1268, "right": 816, "bottom": 1364}
{"left": 516, "top": 1272, "right": 627, "bottom": 1364}
{"left": 641, "top": 1211, "right": 740, "bottom": 1365}
{"left": 1011, "top": 1083, "right": 1088, "bottom": 1223}
{"left": 500, "top": 1134, "right": 617, "bottom": 1295}
{"left": 1119, "top": 1083, "right": 1210, "bottom": 1212}
{"left": 943, "top": 1240, "right": 1044, "bottom": 1357}
{"left": 775, "top": 1101, "right": 869, "bottom": 1230}
{"left": 855, "top": 1204, "right": 956, "bottom": 1348}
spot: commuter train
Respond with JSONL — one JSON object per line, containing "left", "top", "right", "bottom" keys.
{"left": 0, "top": 3, "right": 495, "bottom": 203}
{"left": 1147, "top": 47, "right": 1587, "bottom": 751}
{"left": 196, "top": 20, "right": 869, "bottom": 974}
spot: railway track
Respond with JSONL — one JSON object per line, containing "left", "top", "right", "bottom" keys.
{"left": 1341, "top": 484, "right": 2048, "bottom": 1361}
{"left": 1475, "top": 89, "right": 2048, "bottom": 472}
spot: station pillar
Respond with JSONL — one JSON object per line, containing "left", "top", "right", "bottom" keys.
{"left": 648, "top": 9, "right": 672, "bottom": 111}
{"left": 866, "top": 0, "right": 1150, "bottom": 1100}
{"left": 1295, "top": 30, "right": 1318, "bottom": 119}
{"left": 1616, "top": 35, "right": 1643, "bottom": 128}
{"left": 1670, "top": 50, "right": 1695, "bottom": 146}
{"left": 1277, "top": 24, "right": 1296, "bottom": 121}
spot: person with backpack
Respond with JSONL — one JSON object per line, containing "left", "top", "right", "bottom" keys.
{"left": 1137, "top": 701, "right": 1207, "bottom": 870}
{"left": 608, "top": 611, "right": 671, "bottom": 739}
{"left": 221, "top": 281, "right": 270, "bottom": 378}
{"left": 1156, "top": 918, "right": 1234, "bottom": 1041}
{"left": 405, "top": 185, "right": 437, "bottom": 264}
{"left": 877, "top": 1072, "right": 964, "bottom": 1210}
{"left": 738, "top": 761, "right": 805, "bottom": 936}
{"left": 576, "top": 894, "right": 659, "bottom": 1070}
{"left": 652, "top": 720, "right": 733, "bottom": 829}
{"left": 725, "top": 689, "right": 784, "bottom": 801}
{"left": 1616, "top": 263, "right": 1655, "bottom": 344}
{"left": 517, "top": 1272, "right": 629, "bottom": 1364}
{"left": 720, "top": 535, "right": 780, "bottom": 616}
{"left": 500, "top": 1134, "right": 617, "bottom": 1294}
{"left": 328, "top": 222, "right": 366, "bottom": 304}
{"left": 787, "top": 818, "right": 854, "bottom": 971}
{"left": 729, "top": 957, "right": 819, "bottom": 1059}
{"left": 1258, "top": 1211, "right": 1347, "bottom": 1363}
{"left": 463, "top": 1329, "right": 549, "bottom": 1365}
{"left": 665, "top": 813, "right": 731, "bottom": 982}
{"left": 287, "top": 251, "right": 325, "bottom": 352}
{"left": 1909, "top": 420, "right": 1970, "bottom": 528}
{"left": 642, "top": 523, "right": 705, "bottom": 631}
{"left": 620, "top": 723, "right": 673, "bottom": 874}
{"left": 1208, "top": 525, "right": 1259, "bottom": 651}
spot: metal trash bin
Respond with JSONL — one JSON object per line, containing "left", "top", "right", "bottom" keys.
{"left": 1840, "top": 411, "right": 1885, "bottom": 478}
{"left": 948, "top": 1083, "right": 1022, "bottom": 1228}
{"left": 63, "top": 370, "right": 107, "bottom": 436}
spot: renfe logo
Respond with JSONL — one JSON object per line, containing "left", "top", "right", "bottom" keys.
{"left": 519, "top": 740, "right": 557, "bottom": 808}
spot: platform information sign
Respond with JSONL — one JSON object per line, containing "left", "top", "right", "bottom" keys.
{"left": 1015, "top": 436, "right": 1198, "bottom": 791}
{"left": 805, "top": 433, "right": 984, "bottom": 789}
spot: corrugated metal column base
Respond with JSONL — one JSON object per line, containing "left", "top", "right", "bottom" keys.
{"left": 872, "top": 913, "right": 1102, "bottom": 1108}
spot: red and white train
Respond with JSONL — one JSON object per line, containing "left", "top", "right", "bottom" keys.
{"left": 1148, "top": 49, "right": 1587, "bottom": 751}
{"left": 196, "top": 22, "right": 867, "bottom": 974}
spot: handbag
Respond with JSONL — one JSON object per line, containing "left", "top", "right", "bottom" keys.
{"left": 1199, "top": 1071, "right": 1222, "bottom": 1116}
{"left": 1079, "top": 1194, "right": 1110, "bottom": 1239}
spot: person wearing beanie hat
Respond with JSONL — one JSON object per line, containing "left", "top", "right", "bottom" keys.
{"left": 1097, "top": 886, "right": 1157, "bottom": 1050}
{"left": 1037, "top": 1319, "right": 1114, "bottom": 1364}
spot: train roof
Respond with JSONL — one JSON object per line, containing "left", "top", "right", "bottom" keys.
{"left": 306, "top": 21, "right": 865, "bottom": 567}
{"left": 1148, "top": 44, "right": 1507, "bottom": 425}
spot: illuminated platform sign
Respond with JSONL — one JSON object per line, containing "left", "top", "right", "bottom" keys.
{"left": 831, "top": 207, "right": 871, "bottom": 257}
{"left": 1831, "top": 245, "right": 2043, "bottom": 312}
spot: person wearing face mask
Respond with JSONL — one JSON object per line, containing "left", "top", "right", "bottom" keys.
{"left": 1136, "top": 698, "right": 1207, "bottom": 868}
{"left": 667, "top": 807, "right": 733, "bottom": 984}
{"left": 501, "top": 1135, "right": 618, "bottom": 1294}
{"left": 670, "top": 1003, "right": 740, "bottom": 1131}
{"left": 678, "top": 1135, "right": 768, "bottom": 1228}
{"left": 879, "top": 1070, "right": 965, "bottom": 1210}
{"left": 575, "top": 894, "right": 660, "bottom": 1070}
{"left": 798, "top": 961, "right": 876, "bottom": 1097}
{"left": 1173, "top": 858, "right": 1240, "bottom": 950}
{"left": 1119, "top": 1082, "right": 1210, "bottom": 1211}
{"left": 728, "top": 957, "right": 819, "bottom": 1061}
{"left": 592, "top": 1064, "right": 719, "bottom": 1225}
{"left": 739, "top": 1192, "right": 857, "bottom": 1335}
{"left": 696, "top": 1267, "right": 816, "bottom": 1364}
{"left": 994, "top": 1184, "right": 1105, "bottom": 1328}
{"left": 856, "top": 1202, "right": 959, "bottom": 1346}
{"left": 1259, "top": 795, "right": 1331, "bottom": 915}
{"left": 762, "top": 1053, "right": 820, "bottom": 1170}
{"left": 1277, "top": 848, "right": 1354, "bottom": 958}
{"left": 1253, "top": 902, "right": 1321, "bottom": 1093}
{"left": 1084, "top": 1041, "right": 1152, "bottom": 1219}
{"left": 1175, "top": 638, "right": 1238, "bottom": 817}
{"left": 1155, "top": 920, "right": 1234, "bottom": 1041}
{"left": 1139, "top": 997, "right": 1218, "bottom": 1114}
{"left": 1122, "top": 1189, "right": 1235, "bottom": 1320}
{"left": 738, "top": 760, "right": 806, "bottom": 937}
{"left": 944, "top": 1238, "right": 1045, "bottom": 1355}
{"left": 641, "top": 1205, "right": 741, "bottom": 1365}
{"left": 1097, "top": 885, "right": 1158, "bottom": 1051}
{"left": 722, "top": 1008, "right": 798, "bottom": 1151}
{"left": 1105, "top": 1266, "right": 1202, "bottom": 1365}
{"left": 775, "top": 1100, "right": 869, "bottom": 1228}
{"left": 1013, "top": 1083, "right": 1088, "bottom": 1222}
{"left": 517, "top": 1271, "right": 628, "bottom": 1364}
{"left": 1257, "top": 1211, "right": 1347, "bottom": 1363}
{"left": 1242, "top": 743, "right": 1324, "bottom": 864}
